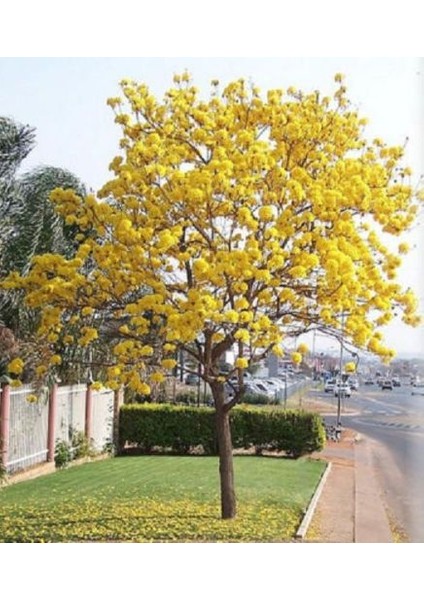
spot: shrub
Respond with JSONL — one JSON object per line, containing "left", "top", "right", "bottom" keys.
{"left": 102, "top": 439, "right": 115, "bottom": 455}
{"left": 240, "top": 393, "right": 272, "bottom": 405}
{"left": 119, "top": 403, "right": 217, "bottom": 454}
{"left": 119, "top": 403, "right": 324, "bottom": 457}
{"left": 0, "top": 460, "right": 7, "bottom": 484}
{"left": 54, "top": 439, "right": 72, "bottom": 468}
{"left": 175, "top": 391, "right": 197, "bottom": 405}
{"left": 54, "top": 430, "right": 96, "bottom": 468}
{"left": 71, "top": 429, "right": 94, "bottom": 459}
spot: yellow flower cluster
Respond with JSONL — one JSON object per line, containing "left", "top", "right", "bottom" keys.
{"left": 7, "top": 358, "right": 24, "bottom": 375}
{"left": 0, "top": 497, "right": 302, "bottom": 543}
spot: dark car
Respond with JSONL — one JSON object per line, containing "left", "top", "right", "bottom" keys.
{"left": 185, "top": 374, "right": 200, "bottom": 385}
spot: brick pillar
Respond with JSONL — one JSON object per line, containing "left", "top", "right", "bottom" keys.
{"left": 0, "top": 383, "right": 11, "bottom": 470}
{"left": 85, "top": 384, "right": 93, "bottom": 441}
{"left": 113, "top": 387, "right": 124, "bottom": 454}
{"left": 47, "top": 383, "right": 58, "bottom": 462}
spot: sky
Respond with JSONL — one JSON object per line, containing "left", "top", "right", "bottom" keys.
{"left": 1, "top": 56, "right": 423, "bottom": 356}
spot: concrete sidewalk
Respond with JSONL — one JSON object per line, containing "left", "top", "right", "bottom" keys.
{"left": 305, "top": 429, "right": 393, "bottom": 543}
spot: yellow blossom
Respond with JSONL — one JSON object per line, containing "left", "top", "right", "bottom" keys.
{"left": 161, "top": 359, "right": 177, "bottom": 370}
{"left": 7, "top": 358, "right": 24, "bottom": 375}
{"left": 258, "top": 206, "right": 275, "bottom": 222}
{"left": 297, "top": 343, "right": 309, "bottom": 355}
{"left": 36, "top": 365, "right": 48, "bottom": 377}
{"left": 234, "top": 329, "right": 250, "bottom": 343}
{"left": 291, "top": 352, "right": 302, "bottom": 365}
{"left": 235, "top": 357, "right": 249, "bottom": 369}
{"left": 150, "top": 372, "right": 165, "bottom": 383}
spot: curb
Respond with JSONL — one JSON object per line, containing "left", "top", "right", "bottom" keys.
{"left": 295, "top": 461, "right": 332, "bottom": 539}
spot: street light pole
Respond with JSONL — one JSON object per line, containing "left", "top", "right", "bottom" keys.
{"left": 337, "top": 312, "right": 346, "bottom": 427}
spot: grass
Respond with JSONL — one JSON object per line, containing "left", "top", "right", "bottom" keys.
{"left": 0, "top": 455, "right": 326, "bottom": 542}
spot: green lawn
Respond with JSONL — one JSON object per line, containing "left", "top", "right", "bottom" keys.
{"left": 0, "top": 455, "right": 326, "bottom": 542}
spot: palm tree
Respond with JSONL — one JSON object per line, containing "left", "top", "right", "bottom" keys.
{"left": 2, "top": 165, "right": 85, "bottom": 276}
{"left": 1, "top": 117, "right": 35, "bottom": 263}
{"left": 0, "top": 116, "right": 85, "bottom": 339}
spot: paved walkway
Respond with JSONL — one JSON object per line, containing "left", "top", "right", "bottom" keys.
{"left": 306, "top": 429, "right": 393, "bottom": 543}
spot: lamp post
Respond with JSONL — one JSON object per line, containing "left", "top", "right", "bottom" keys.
{"left": 336, "top": 314, "right": 360, "bottom": 429}
{"left": 336, "top": 312, "right": 348, "bottom": 427}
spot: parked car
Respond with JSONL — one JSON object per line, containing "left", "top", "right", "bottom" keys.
{"left": 334, "top": 383, "right": 351, "bottom": 397}
{"left": 324, "top": 379, "right": 336, "bottom": 393}
{"left": 185, "top": 373, "right": 200, "bottom": 385}
{"left": 250, "top": 381, "right": 275, "bottom": 399}
{"left": 411, "top": 382, "right": 424, "bottom": 395}
{"left": 348, "top": 378, "right": 359, "bottom": 391}
{"left": 229, "top": 372, "right": 253, "bottom": 386}
{"left": 264, "top": 378, "right": 284, "bottom": 391}
{"left": 381, "top": 379, "right": 393, "bottom": 390}
{"left": 242, "top": 382, "right": 265, "bottom": 395}
{"left": 364, "top": 378, "right": 374, "bottom": 385}
{"left": 392, "top": 377, "right": 401, "bottom": 387}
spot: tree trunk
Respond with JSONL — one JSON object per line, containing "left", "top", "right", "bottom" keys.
{"left": 215, "top": 400, "right": 236, "bottom": 519}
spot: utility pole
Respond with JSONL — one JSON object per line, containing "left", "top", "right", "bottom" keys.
{"left": 336, "top": 312, "right": 346, "bottom": 427}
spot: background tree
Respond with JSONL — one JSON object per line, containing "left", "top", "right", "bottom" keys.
{"left": 4, "top": 74, "right": 422, "bottom": 518}
{"left": 0, "top": 117, "right": 35, "bottom": 269}
{"left": 0, "top": 117, "right": 86, "bottom": 380}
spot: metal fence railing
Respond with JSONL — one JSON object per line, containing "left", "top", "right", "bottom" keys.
{"left": 0, "top": 383, "right": 115, "bottom": 475}
{"left": 7, "top": 385, "right": 49, "bottom": 474}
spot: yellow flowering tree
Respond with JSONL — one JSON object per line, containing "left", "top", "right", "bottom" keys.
{"left": 3, "top": 73, "right": 422, "bottom": 518}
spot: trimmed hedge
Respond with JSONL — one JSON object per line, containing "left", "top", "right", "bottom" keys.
{"left": 119, "top": 403, "right": 325, "bottom": 458}
{"left": 242, "top": 393, "right": 274, "bottom": 405}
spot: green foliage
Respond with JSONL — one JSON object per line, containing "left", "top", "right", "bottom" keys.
{"left": 102, "top": 439, "right": 116, "bottom": 455}
{"left": 54, "top": 439, "right": 72, "bottom": 468}
{"left": 241, "top": 392, "right": 273, "bottom": 405}
{"left": 54, "top": 430, "right": 94, "bottom": 468}
{"left": 71, "top": 429, "right": 94, "bottom": 459}
{"left": 232, "top": 407, "right": 326, "bottom": 457}
{"left": 0, "top": 117, "right": 87, "bottom": 383}
{"left": 0, "top": 463, "right": 6, "bottom": 484}
{"left": 175, "top": 391, "right": 198, "bottom": 405}
{"left": 0, "top": 453, "right": 7, "bottom": 483}
{"left": 119, "top": 403, "right": 217, "bottom": 455}
{"left": 119, "top": 403, "right": 325, "bottom": 458}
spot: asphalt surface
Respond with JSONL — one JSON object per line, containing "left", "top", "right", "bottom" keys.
{"left": 306, "top": 384, "right": 424, "bottom": 542}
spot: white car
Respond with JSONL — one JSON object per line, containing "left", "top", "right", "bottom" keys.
{"left": 229, "top": 372, "right": 253, "bottom": 385}
{"left": 348, "top": 378, "right": 359, "bottom": 391}
{"left": 261, "top": 379, "right": 286, "bottom": 400}
{"left": 381, "top": 379, "right": 393, "bottom": 390}
{"left": 411, "top": 382, "right": 424, "bottom": 395}
{"left": 334, "top": 383, "right": 351, "bottom": 397}
{"left": 324, "top": 379, "right": 336, "bottom": 393}
{"left": 248, "top": 381, "right": 275, "bottom": 399}
{"left": 265, "top": 378, "right": 285, "bottom": 390}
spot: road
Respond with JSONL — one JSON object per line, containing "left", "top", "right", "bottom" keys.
{"left": 317, "top": 383, "right": 424, "bottom": 542}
